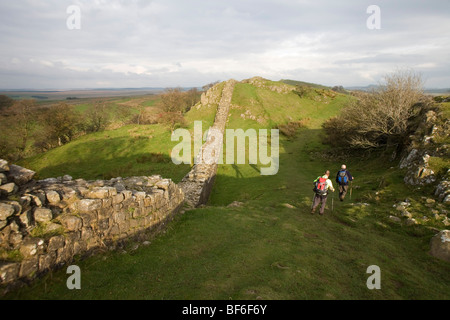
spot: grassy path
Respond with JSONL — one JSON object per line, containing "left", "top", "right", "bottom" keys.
{"left": 4, "top": 126, "right": 450, "bottom": 300}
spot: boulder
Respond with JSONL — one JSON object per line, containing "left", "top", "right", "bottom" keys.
{"left": 401, "top": 211, "right": 412, "bottom": 218}
{"left": 86, "top": 187, "right": 116, "bottom": 199}
{"left": 47, "top": 235, "right": 66, "bottom": 252}
{"left": 62, "top": 175, "right": 73, "bottom": 181}
{"left": 389, "top": 215, "right": 401, "bottom": 223}
{"left": 74, "top": 199, "right": 102, "bottom": 213}
{"left": 0, "top": 203, "right": 15, "bottom": 221}
{"left": 33, "top": 208, "right": 53, "bottom": 223}
{"left": 19, "top": 209, "right": 34, "bottom": 228}
{"left": 429, "top": 230, "right": 450, "bottom": 262}
{"left": 0, "top": 159, "right": 9, "bottom": 173}
{"left": 0, "top": 173, "right": 6, "bottom": 185}
{"left": 0, "top": 262, "right": 20, "bottom": 284}
{"left": 8, "top": 164, "right": 35, "bottom": 186}
{"left": 46, "top": 190, "right": 61, "bottom": 205}
{"left": 0, "top": 183, "right": 18, "bottom": 196}
{"left": 400, "top": 149, "right": 419, "bottom": 169}
{"left": 60, "top": 215, "right": 83, "bottom": 231}
{"left": 19, "top": 238, "right": 45, "bottom": 259}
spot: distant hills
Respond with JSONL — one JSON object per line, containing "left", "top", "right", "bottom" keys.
{"left": 1, "top": 79, "right": 449, "bottom": 101}
{"left": 344, "top": 84, "right": 450, "bottom": 95}
{"left": 0, "top": 88, "right": 166, "bottom": 100}
{"left": 281, "top": 80, "right": 450, "bottom": 95}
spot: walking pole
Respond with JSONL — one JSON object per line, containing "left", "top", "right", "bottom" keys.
{"left": 350, "top": 181, "right": 353, "bottom": 200}
{"left": 332, "top": 191, "right": 334, "bottom": 212}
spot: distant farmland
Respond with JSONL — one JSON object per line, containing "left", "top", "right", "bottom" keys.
{"left": 0, "top": 88, "right": 166, "bottom": 101}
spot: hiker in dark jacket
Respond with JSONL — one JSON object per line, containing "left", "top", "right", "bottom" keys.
{"left": 311, "top": 170, "right": 335, "bottom": 215}
{"left": 336, "top": 164, "right": 354, "bottom": 201}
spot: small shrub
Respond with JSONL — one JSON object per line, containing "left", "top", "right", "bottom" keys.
{"left": 157, "top": 112, "right": 187, "bottom": 131}
{"left": 277, "top": 120, "right": 306, "bottom": 139}
{"left": 322, "top": 70, "right": 427, "bottom": 150}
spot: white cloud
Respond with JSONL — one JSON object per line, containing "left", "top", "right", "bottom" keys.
{"left": 0, "top": 0, "right": 449, "bottom": 89}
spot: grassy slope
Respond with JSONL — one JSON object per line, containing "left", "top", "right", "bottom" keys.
{"left": 18, "top": 124, "right": 189, "bottom": 183}
{"left": 5, "top": 82, "right": 450, "bottom": 300}
{"left": 17, "top": 96, "right": 217, "bottom": 183}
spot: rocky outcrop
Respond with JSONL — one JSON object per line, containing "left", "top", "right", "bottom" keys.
{"left": 180, "top": 79, "right": 237, "bottom": 208}
{"left": 400, "top": 109, "right": 449, "bottom": 190}
{"left": 0, "top": 160, "right": 184, "bottom": 289}
{"left": 199, "top": 81, "right": 225, "bottom": 108}
{"left": 398, "top": 104, "right": 449, "bottom": 262}
{"left": 242, "top": 76, "right": 293, "bottom": 94}
{"left": 400, "top": 149, "right": 437, "bottom": 185}
{"left": 435, "top": 170, "right": 450, "bottom": 204}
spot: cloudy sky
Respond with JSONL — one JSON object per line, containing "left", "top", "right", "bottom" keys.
{"left": 0, "top": 0, "right": 449, "bottom": 89}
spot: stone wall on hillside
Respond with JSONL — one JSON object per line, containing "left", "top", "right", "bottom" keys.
{"left": 199, "top": 81, "right": 225, "bottom": 108}
{"left": 179, "top": 79, "right": 237, "bottom": 208}
{"left": 0, "top": 159, "right": 184, "bottom": 288}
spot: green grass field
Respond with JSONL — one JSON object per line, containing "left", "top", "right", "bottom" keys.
{"left": 4, "top": 81, "right": 450, "bottom": 300}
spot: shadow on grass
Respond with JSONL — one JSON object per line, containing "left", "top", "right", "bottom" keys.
{"left": 209, "top": 128, "right": 337, "bottom": 208}
{"left": 23, "top": 135, "right": 191, "bottom": 183}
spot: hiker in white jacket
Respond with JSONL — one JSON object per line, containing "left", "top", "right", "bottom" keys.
{"left": 311, "top": 170, "right": 335, "bottom": 215}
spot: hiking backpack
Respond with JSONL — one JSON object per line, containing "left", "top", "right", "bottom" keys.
{"left": 338, "top": 170, "right": 348, "bottom": 184}
{"left": 313, "top": 177, "right": 328, "bottom": 195}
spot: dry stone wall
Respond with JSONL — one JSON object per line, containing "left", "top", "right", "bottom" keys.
{"left": 0, "top": 160, "right": 184, "bottom": 289}
{"left": 180, "top": 79, "right": 237, "bottom": 208}
{"left": 0, "top": 78, "right": 238, "bottom": 290}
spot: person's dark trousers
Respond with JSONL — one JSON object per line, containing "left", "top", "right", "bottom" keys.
{"left": 339, "top": 184, "right": 349, "bottom": 201}
{"left": 311, "top": 194, "right": 328, "bottom": 215}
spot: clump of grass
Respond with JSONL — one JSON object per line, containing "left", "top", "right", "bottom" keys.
{"left": 428, "top": 156, "right": 449, "bottom": 177}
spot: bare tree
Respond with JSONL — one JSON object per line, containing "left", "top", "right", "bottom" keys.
{"left": 159, "top": 88, "right": 188, "bottom": 113}
{"left": 157, "top": 111, "right": 186, "bottom": 131}
{"left": 2, "top": 99, "right": 38, "bottom": 156}
{"left": 85, "top": 100, "right": 110, "bottom": 132}
{"left": 323, "top": 70, "right": 426, "bottom": 149}
{"left": 0, "top": 95, "right": 14, "bottom": 113}
{"left": 38, "top": 102, "right": 81, "bottom": 147}
{"left": 185, "top": 88, "right": 201, "bottom": 111}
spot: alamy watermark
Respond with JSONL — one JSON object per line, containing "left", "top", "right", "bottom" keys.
{"left": 367, "top": 5, "right": 381, "bottom": 30}
{"left": 171, "top": 121, "right": 280, "bottom": 176}
{"left": 366, "top": 265, "right": 381, "bottom": 290}
{"left": 66, "top": 265, "right": 81, "bottom": 290}
{"left": 66, "top": 5, "right": 81, "bottom": 30}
